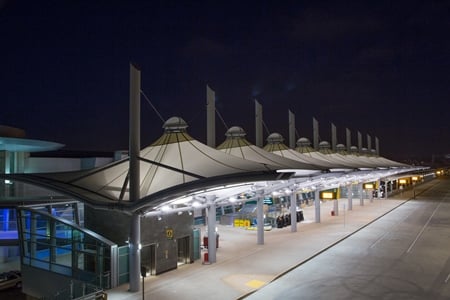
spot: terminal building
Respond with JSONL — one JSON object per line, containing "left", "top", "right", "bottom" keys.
{"left": 0, "top": 66, "right": 435, "bottom": 299}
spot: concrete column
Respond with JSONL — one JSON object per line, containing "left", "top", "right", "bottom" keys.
{"left": 333, "top": 199, "right": 339, "bottom": 216}
{"left": 370, "top": 189, "right": 374, "bottom": 203}
{"left": 347, "top": 184, "right": 353, "bottom": 210}
{"left": 289, "top": 192, "right": 297, "bottom": 232}
{"left": 384, "top": 180, "right": 392, "bottom": 199}
{"left": 257, "top": 192, "right": 264, "bottom": 245}
{"left": 314, "top": 190, "right": 321, "bottom": 223}
{"left": 359, "top": 183, "right": 364, "bottom": 206}
{"left": 129, "top": 213, "right": 141, "bottom": 292}
{"left": 207, "top": 195, "right": 217, "bottom": 263}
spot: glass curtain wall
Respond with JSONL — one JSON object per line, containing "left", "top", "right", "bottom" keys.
{"left": 17, "top": 207, "right": 117, "bottom": 289}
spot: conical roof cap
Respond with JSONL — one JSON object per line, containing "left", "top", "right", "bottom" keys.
{"left": 163, "top": 116, "right": 188, "bottom": 132}
{"left": 225, "top": 126, "right": 246, "bottom": 137}
{"left": 267, "top": 133, "right": 284, "bottom": 143}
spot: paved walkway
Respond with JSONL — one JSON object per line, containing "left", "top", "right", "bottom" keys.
{"left": 107, "top": 186, "right": 421, "bottom": 300}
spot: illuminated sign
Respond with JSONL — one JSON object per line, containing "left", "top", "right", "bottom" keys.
{"left": 263, "top": 197, "right": 273, "bottom": 205}
{"left": 321, "top": 192, "right": 335, "bottom": 199}
{"left": 399, "top": 179, "right": 407, "bottom": 184}
{"left": 412, "top": 176, "right": 418, "bottom": 181}
{"left": 363, "top": 183, "right": 374, "bottom": 189}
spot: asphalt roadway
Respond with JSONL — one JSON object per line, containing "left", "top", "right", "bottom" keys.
{"left": 246, "top": 178, "right": 450, "bottom": 300}
{"left": 108, "top": 177, "right": 449, "bottom": 300}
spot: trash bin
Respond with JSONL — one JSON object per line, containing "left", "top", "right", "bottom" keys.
{"left": 331, "top": 210, "right": 335, "bottom": 216}
{"left": 203, "top": 235, "right": 219, "bottom": 248}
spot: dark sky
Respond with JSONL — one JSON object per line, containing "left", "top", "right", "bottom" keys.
{"left": 1, "top": 0, "right": 449, "bottom": 161}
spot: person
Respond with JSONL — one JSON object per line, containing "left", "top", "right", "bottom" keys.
{"left": 276, "top": 215, "right": 283, "bottom": 228}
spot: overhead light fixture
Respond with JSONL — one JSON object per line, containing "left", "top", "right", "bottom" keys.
{"left": 192, "top": 201, "right": 201, "bottom": 208}
{"left": 161, "top": 205, "right": 171, "bottom": 212}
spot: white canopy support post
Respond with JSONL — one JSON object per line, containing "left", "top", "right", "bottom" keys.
{"left": 206, "top": 195, "right": 217, "bottom": 263}
{"left": 256, "top": 190, "right": 264, "bottom": 245}
{"left": 290, "top": 191, "right": 297, "bottom": 232}
{"left": 347, "top": 184, "right": 353, "bottom": 211}
{"left": 314, "top": 189, "right": 321, "bottom": 223}
{"left": 359, "top": 182, "right": 364, "bottom": 206}
{"left": 333, "top": 199, "right": 339, "bottom": 216}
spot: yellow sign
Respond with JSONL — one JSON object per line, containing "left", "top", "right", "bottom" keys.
{"left": 363, "top": 183, "right": 374, "bottom": 189}
{"left": 399, "top": 179, "right": 407, "bottom": 184}
{"left": 166, "top": 228, "right": 174, "bottom": 239}
{"left": 321, "top": 192, "right": 334, "bottom": 199}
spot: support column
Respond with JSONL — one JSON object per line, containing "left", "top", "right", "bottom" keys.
{"left": 256, "top": 192, "right": 264, "bottom": 245}
{"left": 128, "top": 63, "right": 141, "bottom": 293}
{"left": 129, "top": 213, "right": 141, "bottom": 292}
{"left": 385, "top": 180, "right": 389, "bottom": 199}
{"left": 333, "top": 199, "right": 339, "bottom": 216}
{"left": 289, "top": 192, "right": 297, "bottom": 232}
{"left": 359, "top": 183, "right": 364, "bottom": 206}
{"left": 347, "top": 184, "right": 353, "bottom": 210}
{"left": 314, "top": 190, "right": 321, "bottom": 223}
{"left": 207, "top": 195, "right": 217, "bottom": 263}
{"left": 370, "top": 188, "right": 374, "bottom": 203}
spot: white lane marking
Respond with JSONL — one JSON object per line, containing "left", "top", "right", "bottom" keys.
{"left": 406, "top": 201, "right": 442, "bottom": 254}
{"left": 445, "top": 273, "right": 450, "bottom": 284}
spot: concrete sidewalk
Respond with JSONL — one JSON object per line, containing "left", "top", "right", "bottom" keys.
{"left": 107, "top": 190, "right": 416, "bottom": 300}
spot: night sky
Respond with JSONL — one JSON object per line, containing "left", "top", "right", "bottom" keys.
{"left": 1, "top": 1, "right": 449, "bottom": 162}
